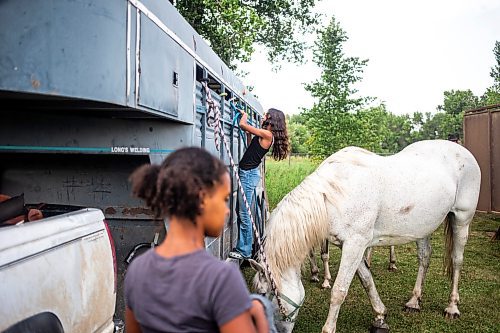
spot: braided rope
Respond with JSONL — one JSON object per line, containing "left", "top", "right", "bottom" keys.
{"left": 201, "top": 81, "right": 287, "bottom": 316}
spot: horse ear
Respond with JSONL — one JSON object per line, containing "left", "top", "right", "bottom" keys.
{"left": 248, "top": 259, "right": 265, "bottom": 273}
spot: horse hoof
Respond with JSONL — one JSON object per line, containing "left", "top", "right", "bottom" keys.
{"left": 370, "top": 327, "right": 389, "bottom": 333}
{"left": 310, "top": 276, "right": 320, "bottom": 282}
{"left": 321, "top": 281, "right": 331, "bottom": 289}
{"left": 444, "top": 311, "right": 460, "bottom": 319}
{"left": 404, "top": 306, "right": 420, "bottom": 313}
{"left": 388, "top": 265, "right": 397, "bottom": 272}
{"left": 370, "top": 319, "right": 389, "bottom": 333}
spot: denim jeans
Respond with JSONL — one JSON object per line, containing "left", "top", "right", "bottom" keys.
{"left": 250, "top": 294, "right": 277, "bottom": 333}
{"left": 235, "top": 167, "right": 261, "bottom": 258}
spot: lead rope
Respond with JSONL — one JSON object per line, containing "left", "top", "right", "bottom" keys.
{"left": 201, "top": 81, "right": 287, "bottom": 316}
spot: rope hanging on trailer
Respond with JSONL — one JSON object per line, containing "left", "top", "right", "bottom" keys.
{"left": 201, "top": 80, "right": 287, "bottom": 316}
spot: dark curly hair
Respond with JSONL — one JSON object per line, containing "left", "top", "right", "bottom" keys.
{"left": 129, "top": 147, "right": 228, "bottom": 223}
{"left": 265, "top": 108, "right": 289, "bottom": 161}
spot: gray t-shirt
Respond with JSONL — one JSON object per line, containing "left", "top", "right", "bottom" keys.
{"left": 125, "top": 248, "right": 252, "bottom": 333}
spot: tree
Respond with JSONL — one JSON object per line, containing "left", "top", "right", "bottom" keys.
{"left": 436, "top": 90, "right": 479, "bottom": 140}
{"left": 490, "top": 41, "right": 500, "bottom": 84}
{"left": 288, "top": 114, "right": 310, "bottom": 154}
{"left": 351, "top": 104, "right": 412, "bottom": 154}
{"left": 481, "top": 41, "right": 500, "bottom": 105}
{"left": 302, "top": 17, "right": 368, "bottom": 158}
{"left": 481, "top": 86, "right": 500, "bottom": 105}
{"left": 174, "top": 0, "right": 319, "bottom": 67}
{"left": 439, "top": 90, "right": 479, "bottom": 116}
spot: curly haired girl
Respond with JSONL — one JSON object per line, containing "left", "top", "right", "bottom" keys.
{"left": 125, "top": 147, "right": 270, "bottom": 333}
{"left": 229, "top": 108, "right": 289, "bottom": 260}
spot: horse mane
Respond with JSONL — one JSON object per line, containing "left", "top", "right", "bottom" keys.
{"left": 264, "top": 162, "right": 347, "bottom": 290}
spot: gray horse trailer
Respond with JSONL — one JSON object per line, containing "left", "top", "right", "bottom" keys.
{"left": 0, "top": 0, "right": 267, "bottom": 320}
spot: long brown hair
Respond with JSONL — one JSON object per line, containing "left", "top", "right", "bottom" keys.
{"left": 265, "top": 108, "right": 289, "bottom": 161}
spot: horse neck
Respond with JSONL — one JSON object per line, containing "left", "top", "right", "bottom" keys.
{"left": 264, "top": 172, "right": 332, "bottom": 289}
{"left": 281, "top": 267, "right": 303, "bottom": 294}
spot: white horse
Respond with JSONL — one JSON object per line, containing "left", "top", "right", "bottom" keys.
{"left": 250, "top": 140, "right": 480, "bottom": 333}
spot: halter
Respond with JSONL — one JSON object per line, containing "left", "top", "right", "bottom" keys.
{"left": 269, "top": 290, "right": 304, "bottom": 323}
{"left": 201, "top": 80, "right": 287, "bottom": 316}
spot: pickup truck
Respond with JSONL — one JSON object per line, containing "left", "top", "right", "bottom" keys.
{"left": 0, "top": 208, "right": 118, "bottom": 333}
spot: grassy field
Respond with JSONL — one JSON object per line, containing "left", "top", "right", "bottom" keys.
{"left": 243, "top": 157, "right": 500, "bottom": 333}
{"left": 264, "top": 156, "right": 320, "bottom": 210}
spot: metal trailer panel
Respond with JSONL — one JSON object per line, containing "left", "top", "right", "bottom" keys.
{"left": 464, "top": 105, "right": 500, "bottom": 214}
{"left": 0, "top": 0, "right": 262, "bottom": 122}
{"left": 193, "top": 81, "right": 265, "bottom": 258}
{"left": 464, "top": 110, "right": 491, "bottom": 212}
{"left": 492, "top": 110, "right": 500, "bottom": 212}
{"left": 0, "top": 0, "right": 127, "bottom": 106}
{"left": 136, "top": 0, "right": 261, "bottom": 109}
{"left": 138, "top": 17, "right": 193, "bottom": 117}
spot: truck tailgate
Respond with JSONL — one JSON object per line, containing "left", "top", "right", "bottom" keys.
{"left": 0, "top": 208, "right": 116, "bottom": 333}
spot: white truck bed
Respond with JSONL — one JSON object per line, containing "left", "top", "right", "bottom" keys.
{"left": 0, "top": 208, "right": 116, "bottom": 333}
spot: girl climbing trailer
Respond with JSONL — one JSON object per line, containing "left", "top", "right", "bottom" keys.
{"left": 0, "top": 0, "right": 267, "bottom": 320}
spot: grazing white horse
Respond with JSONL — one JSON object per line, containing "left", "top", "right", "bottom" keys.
{"left": 250, "top": 140, "right": 480, "bottom": 333}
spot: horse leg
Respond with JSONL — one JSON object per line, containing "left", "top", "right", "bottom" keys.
{"left": 322, "top": 242, "right": 366, "bottom": 333}
{"left": 365, "top": 247, "right": 373, "bottom": 268}
{"left": 356, "top": 260, "right": 389, "bottom": 332}
{"left": 388, "top": 246, "right": 397, "bottom": 271}
{"left": 321, "top": 239, "right": 332, "bottom": 288}
{"left": 404, "top": 237, "right": 431, "bottom": 312}
{"left": 309, "top": 248, "right": 320, "bottom": 282}
{"left": 444, "top": 213, "right": 472, "bottom": 319}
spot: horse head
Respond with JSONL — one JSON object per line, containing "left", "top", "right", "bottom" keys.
{"left": 249, "top": 259, "right": 305, "bottom": 333}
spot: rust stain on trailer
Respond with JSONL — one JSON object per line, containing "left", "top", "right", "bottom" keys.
{"left": 105, "top": 207, "right": 117, "bottom": 215}
{"left": 31, "top": 75, "right": 40, "bottom": 90}
{"left": 121, "top": 207, "right": 153, "bottom": 216}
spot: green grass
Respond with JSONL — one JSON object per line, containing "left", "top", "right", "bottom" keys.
{"left": 244, "top": 157, "right": 500, "bottom": 333}
{"left": 264, "top": 156, "right": 319, "bottom": 210}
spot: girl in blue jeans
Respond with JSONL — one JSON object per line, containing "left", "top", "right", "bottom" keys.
{"left": 229, "top": 108, "right": 289, "bottom": 260}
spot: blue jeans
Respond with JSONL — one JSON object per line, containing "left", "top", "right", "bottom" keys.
{"left": 250, "top": 294, "right": 277, "bottom": 333}
{"left": 235, "top": 167, "right": 260, "bottom": 258}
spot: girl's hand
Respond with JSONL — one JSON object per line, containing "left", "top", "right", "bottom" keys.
{"left": 237, "top": 110, "right": 272, "bottom": 145}
{"left": 239, "top": 111, "right": 248, "bottom": 126}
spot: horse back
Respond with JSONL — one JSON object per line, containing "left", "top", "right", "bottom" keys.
{"left": 322, "top": 140, "right": 480, "bottom": 245}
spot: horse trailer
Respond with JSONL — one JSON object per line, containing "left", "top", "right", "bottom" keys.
{"left": 0, "top": 0, "right": 268, "bottom": 320}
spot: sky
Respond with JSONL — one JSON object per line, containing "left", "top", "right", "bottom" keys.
{"left": 239, "top": 0, "right": 500, "bottom": 116}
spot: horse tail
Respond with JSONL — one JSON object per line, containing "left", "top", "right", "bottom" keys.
{"left": 443, "top": 212, "right": 454, "bottom": 280}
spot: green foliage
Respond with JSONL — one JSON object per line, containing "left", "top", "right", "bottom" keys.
{"left": 438, "top": 89, "right": 479, "bottom": 116}
{"left": 419, "top": 112, "right": 462, "bottom": 140}
{"left": 174, "top": 0, "right": 319, "bottom": 67}
{"left": 287, "top": 114, "right": 310, "bottom": 154}
{"left": 490, "top": 41, "right": 500, "bottom": 84}
{"left": 480, "top": 41, "right": 500, "bottom": 105}
{"left": 481, "top": 86, "right": 500, "bottom": 105}
{"left": 418, "top": 89, "right": 480, "bottom": 141}
{"left": 352, "top": 105, "right": 412, "bottom": 154}
{"left": 302, "top": 17, "right": 369, "bottom": 158}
